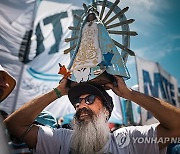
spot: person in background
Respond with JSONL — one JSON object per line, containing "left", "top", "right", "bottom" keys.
{"left": 0, "top": 65, "right": 16, "bottom": 103}
{"left": 0, "top": 65, "right": 32, "bottom": 154}
{"left": 0, "top": 64, "right": 16, "bottom": 154}
{"left": 4, "top": 76, "right": 180, "bottom": 154}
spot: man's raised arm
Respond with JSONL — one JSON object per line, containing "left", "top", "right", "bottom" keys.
{"left": 4, "top": 79, "right": 68, "bottom": 148}
{"left": 106, "top": 75, "right": 180, "bottom": 150}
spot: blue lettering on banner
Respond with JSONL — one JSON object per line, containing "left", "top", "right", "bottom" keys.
{"left": 142, "top": 70, "right": 177, "bottom": 120}
{"left": 35, "top": 12, "right": 68, "bottom": 56}
{"left": 143, "top": 70, "right": 176, "bottom": 105}
{"left": 22, "top": 78, "right": 51, "bottom": 94}
{"left": 34, "top": 9, "right": 84, "bottom": 58}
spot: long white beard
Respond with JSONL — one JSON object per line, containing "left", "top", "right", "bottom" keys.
{"left": 70, "top": 111, "right": 110, "bottom": 154}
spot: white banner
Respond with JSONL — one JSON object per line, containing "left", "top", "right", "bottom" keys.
{"left": 136, "top": 56, "right": 179, "bottom": 125}
{"left": 0, "top": 0, "right": 124, "bottom": 124}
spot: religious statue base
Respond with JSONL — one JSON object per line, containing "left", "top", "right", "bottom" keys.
{"left": 67, "top": 71, "right": 117, "bottom": 89}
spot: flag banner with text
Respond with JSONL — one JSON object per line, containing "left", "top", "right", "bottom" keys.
{"left": 136, "top": 56, "right": 179, "bottom": 125}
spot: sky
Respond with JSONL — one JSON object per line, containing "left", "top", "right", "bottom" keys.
{"left": 117, "top": 0, "right": 180, "bottom": 88}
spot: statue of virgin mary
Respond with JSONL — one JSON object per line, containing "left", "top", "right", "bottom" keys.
{"left": 68, "top": 7, "right": 130, "bottom": 84}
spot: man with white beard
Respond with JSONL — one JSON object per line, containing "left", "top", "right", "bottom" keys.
{"left": 4, "top": 76, "right": 180, "bottom": 154}
{"left": 71, "top": 108, "right": 110, "bottom": 154}
{"left": 69, "top": 83, "right": 113, "bottom": 154}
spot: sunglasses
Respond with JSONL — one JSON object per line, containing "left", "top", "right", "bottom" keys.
{"left": 73, "top": 95, "right": 98, "bottom": 106}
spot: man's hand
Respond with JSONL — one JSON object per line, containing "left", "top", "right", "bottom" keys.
{"left": 105, "top": 75, "right": 131, "bottom": 99}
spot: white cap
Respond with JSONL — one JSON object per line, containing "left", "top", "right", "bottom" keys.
{"left": 0, "top": 65, "right": 16, "bottom": 102}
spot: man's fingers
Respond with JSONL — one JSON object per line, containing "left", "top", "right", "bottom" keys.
{"left": 114, "top": 75, "right": 123, "bottom": 81}
{"left": 104, "top": 83, "right": 113, "bottom": 89}
{"left": 114, "top": 75, "right": 125, "bottom": 84}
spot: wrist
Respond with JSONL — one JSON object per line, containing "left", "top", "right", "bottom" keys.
{"left": 53, "top": 88, "right": 62, "bottom": 98}
{"left": 121, "top": 88, "right": 133, "bottom": 99}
